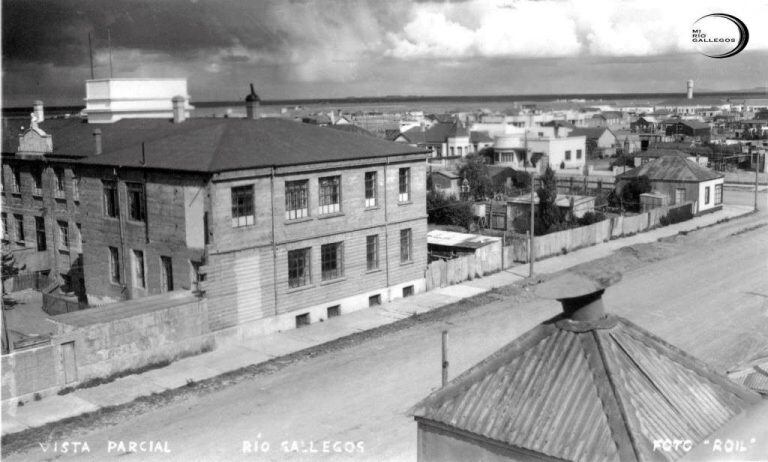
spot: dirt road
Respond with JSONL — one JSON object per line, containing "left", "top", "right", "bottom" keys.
{"left": 5, "top": 212, "right": 768, "bottom": 462}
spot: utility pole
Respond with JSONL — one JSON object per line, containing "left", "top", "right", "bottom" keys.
{"left": 441, "top": 330, "right": 449, "bottom": 387}
{"left": 529, "top": 171, "right": 535, "bottom": 278}
{"left": 107, "top": 28, "right": 114, "bottom": 78}
{"left": 88, "top": 32, "right": 95, "bottom": 79}
{"left": 755, "top": 150, "right": 760, "bottom": 211}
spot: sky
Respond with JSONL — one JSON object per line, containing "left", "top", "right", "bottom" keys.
{"left": 3, "top": 0, "right": 768, "bottom": 107}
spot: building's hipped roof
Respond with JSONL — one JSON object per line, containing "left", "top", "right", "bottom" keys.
{"left": 412, "top": 313, "right": 760, "bottom": 462}
{"left": 402, "top": 120, "right": 467, "bottom": 144}
{"left": 2, "top": 117, "right": 426, "bottom": 172}
{"left": 616, "top": 155, "right": 724, "bottom": 182}
{"left": 569, "top": 127, "right": 613, "bottom": 139}
{"left": 672, "top": 120, "right": 711, "bottom": 130}
{"left": 469, "top": 130, "right": 492, "bottom": 143}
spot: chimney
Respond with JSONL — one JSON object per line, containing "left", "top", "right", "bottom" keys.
{"left": 172, "top": 95, "right": 186, "bottom": 123}
{"left": 33, "top": 100, "right": 44, "bottom": 123}
{"left": 687, "top": 80, "right": 694, "bottom": 99}
{"left": 535, "top": 271, "right": 622, "bottom": 322}
{"left": 245, "top": 83, "right": 260, "bottom": 119}
{"left": 93, "top": 128, "right": 103, "bottom": 155}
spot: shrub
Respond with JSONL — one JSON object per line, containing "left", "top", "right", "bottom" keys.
{"left": 576, "top": 211, "right": 606, "bottom": 226}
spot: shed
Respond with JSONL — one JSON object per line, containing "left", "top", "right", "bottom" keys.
{"left": 426, "top": 230, "right": 501, "bottom": 262}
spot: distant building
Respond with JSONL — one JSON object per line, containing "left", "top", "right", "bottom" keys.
{"left": 665, "top": 119, "right": 712, "bottom": 141}
{"left": 568, "top": 127, "right": 618, "bottom": 158}
{"left": 428, "top": 169, "right": 461, "bottom": 197}
{"left": 395, "top": 121, "right": 472, "bottom": 159}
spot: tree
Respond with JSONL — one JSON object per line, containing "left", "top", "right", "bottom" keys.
{"left": 610, "top": 176, "right": 652, "bottom": 212}
{"left": 427, "top": 190, "right": 473, "bottom": 229}
{"left": 458, "top": 154, "right": 493, "bottom": 200}
{"left": 1, "top": 242, "right": 23, "bottom": 295}
{"left": 536, "top": 165, "right": 561, "bottom": 233}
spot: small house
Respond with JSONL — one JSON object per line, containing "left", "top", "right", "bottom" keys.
{"left": 617, "top": 155, "right": 724, "bottom": 213}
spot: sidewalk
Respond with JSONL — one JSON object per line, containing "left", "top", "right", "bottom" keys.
{"left": 0, "top": 204, "right": 759, "bottom": 437}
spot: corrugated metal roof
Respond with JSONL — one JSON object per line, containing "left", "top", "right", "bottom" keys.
{"left": 412, "top": 315, "right": 761, "bottom": 462}
{"left": 426, "top": 230, "right": 500, "bottom": 249}
{"left": 616, "top": 155, "right": 723, "bottom": 182}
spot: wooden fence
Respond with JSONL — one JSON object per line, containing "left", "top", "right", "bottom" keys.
{"left": 425, "top": 240, "right": 502, "bottom": 291}
{"left": 507, "top": 202, "right": 695, "bottom": 263}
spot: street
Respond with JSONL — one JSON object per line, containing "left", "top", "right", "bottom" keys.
{"left": 5, "top": 190, "right": 768, "bottom": 462}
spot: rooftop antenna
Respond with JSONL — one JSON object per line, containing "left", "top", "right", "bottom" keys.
{"left": 107, "top": 27, "right": 114, "bottom": 78}
{"left": 88, "top": 32, "right": 95, "bottom": 79}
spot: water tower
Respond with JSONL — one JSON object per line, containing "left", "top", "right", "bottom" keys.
{"left": 687, "top": 79, "right": 694, "bottom": 99}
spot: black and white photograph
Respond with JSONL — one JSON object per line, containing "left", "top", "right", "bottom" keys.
{"left": 1, "top": 0, "right": 768, "bottom": 460}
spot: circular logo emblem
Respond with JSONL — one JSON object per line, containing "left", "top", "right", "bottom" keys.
{"left": 691, "top": 13, "right": 749, "bottom": 58}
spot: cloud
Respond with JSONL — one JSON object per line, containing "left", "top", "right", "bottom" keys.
{"left": 385, "top": 0, "right": 768, "bottom": 60}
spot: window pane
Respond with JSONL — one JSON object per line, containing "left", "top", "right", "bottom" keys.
{"left": 400, "top": 228, "right": 412, "bottom": 262}
{"left": 109, "top": 247, "right": 120, "bottom": 283}
{"left": 103, "top": 181, "right": 117, "bottom": 217}
{"left": 366, "top": 235, "right": 379, "bottom": 270}
{"left": 14, "top": 214, "right": 24, "bottom": 243}
{"left": 285, "top": 180, "right": 309, "bottom": 220}
{"left": 133, "top": 250, "right": 145, "bottom": 288}
{"left": 319, "top": 176, "right": 341, "bottom": 215}
{"left": 126, "top": 183, "right": 146, "bottom": 221}
{"left": 288, "top": 248, "right": 311, "bottom": 288}
{"left": 365, "top": 172, "right": 377, "bottom": 207}
{"left": 57, "top": 221, "right": 69, "bottom": 248}
{"left": 321, "top": 242, "right": 343, "bottom": 280}
{"left": 399, "top": 168, "right": 410, "bottom": 202}
{"left": 35, "top": 216, "right": 46, "bottom": 251}
{"left": 231, "top": 185, "right": 255, "bottom": 227}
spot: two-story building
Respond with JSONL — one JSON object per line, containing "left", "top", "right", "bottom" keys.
{"left": 72, "top": 114, "right": 428, "bottom": 335}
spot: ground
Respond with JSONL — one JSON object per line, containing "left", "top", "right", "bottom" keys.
{"left": 2, "top": 188, "right": 767, "bottom": 461}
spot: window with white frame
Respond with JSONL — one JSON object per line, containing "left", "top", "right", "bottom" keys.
{"left": 364, "top": 171, "right": 377, "bottom": 208}
{"left": 704, "top": 186, "right": 710, "bottom": 205}
{"left": 319, "top": 176, "right": 341, "bottom": 215}
{"left": 230, "top": 185, "right": 255, "bottom": 227}
{"left": 576, "top": 149, "right": 582, "bottom": 159}
{"left": 715, "top": 184, "right": 723, "bottom": 205}
{"left": 398, "top": 168, "right": 411, "bottom": 202}
{"left": 565, "top": 150, "right": 572, "bottom": 161}
{"left": 285, "top": 180, "right": 309, "bottom": 220}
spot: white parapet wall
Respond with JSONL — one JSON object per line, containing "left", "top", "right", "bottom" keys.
{"left": 84, "top": 78, "right": 194, "bottom": 123}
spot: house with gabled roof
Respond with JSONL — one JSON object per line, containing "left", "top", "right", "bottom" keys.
{"left": 411, "top": 271, "right": 761, "bottom": 462}
{"left": 395, "top": 120, "right": 472, "bottom": 158}
{"left": 617, "top": 155, "right": 724, "bottom": 213}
